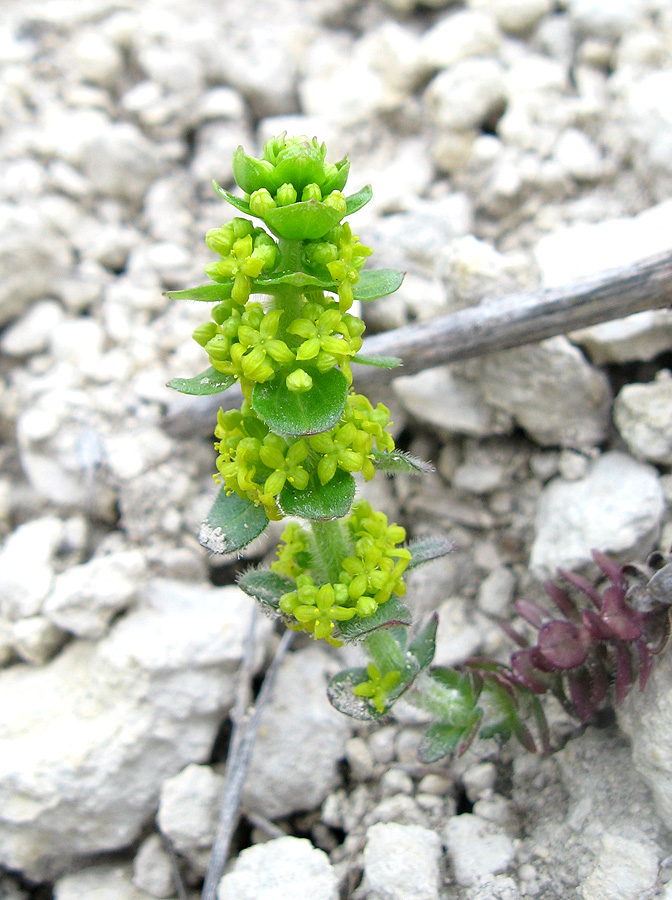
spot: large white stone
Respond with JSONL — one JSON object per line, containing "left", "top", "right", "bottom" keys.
{"left": 478, "top": 337, "right": 612, "bottom": 448}
{"left": 218, "top": 837, "right": 338, "bottom": 900}
{"left": 0, "top": 517, "right": 64, "bottom": 621}
{"left": 425, "top": 59, "right": 506, "bottom": 132}
{"left": 581, "top": 834, "right": 659, "bottom": 900}
{"left": 420, "top": 11, "right": 500, "bottom": 70}
{"left": 55, "top": 862, "right": 155, "bottom": 900}
{"left": 43, "top": 550, "right": 147, "bottom": 638}
{"left": 242, "top": 646, "right": 352, "bottom": 820}
{"left": 468, "top": 0, "right": 553, "bottom": 34}
{"left": 0, "top": 580, "right": 269, "bottom": 880}
{"left": 157, "top": 763, "right": 224, "bottom": 874}
{"left": 614, "top": 371, "right": 672, "bottom": 465}
{"left": 530, "top": 451, "right": 664, "bottom": 577}
{"left": 445, "top": 814, "right": 515, "bottom": 886}
{"left": 363, "top": 822, "right": 443, "bottom": 900}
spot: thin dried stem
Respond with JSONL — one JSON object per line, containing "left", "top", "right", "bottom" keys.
{"left": 164, "top": 248, "right": 672, "bottom": 438}
{"left": 200, "top": 627, "right": 295, "bottom": 900}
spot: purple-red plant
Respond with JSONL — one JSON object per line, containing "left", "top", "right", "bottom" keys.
{"left": 505, "top": 550, "right": 672, "bottom": 722}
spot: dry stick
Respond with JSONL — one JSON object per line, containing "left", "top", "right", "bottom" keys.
{"left": 163, "top": 248, "right": 672, "bottom": 438}
{"left": 201, "top": 627, "right": 295, "bottom": 900}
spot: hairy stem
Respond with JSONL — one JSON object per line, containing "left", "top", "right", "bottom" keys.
{"left": 310, "top": 519, "right": 350, "bottom": 584}
{"left": 365, "top": 629, "right": 408, "bottom": 673}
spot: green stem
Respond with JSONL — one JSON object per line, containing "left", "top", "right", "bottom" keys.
{"left": 364, "top": 629, "right": 408, "bottom": 674}
{"left": 310, "top": 519, "right": 350, "bottom": 584}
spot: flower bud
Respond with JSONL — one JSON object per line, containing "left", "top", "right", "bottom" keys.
{"left": 286, "top": 368, "right": 313, "bottom": 393}
{"left": 249, "top": 188, "right": 277, "bottom": 217}
{"left": 192, "top": 322, "right": 218, "bottom": 347}
{"left": 232, "top": 217, "right": 255, "bottom": 239}
{"left": 323, "top": 190, "right": 347, "bottom": 217}
{"left": 276, "top": 182, "right": 298, "bottom": 206}
{"left": 356, "top": 596, "right": 378, "bottom": 617}
{"left": 204, "top": 333, "right": 231, "bottom": 361}
{"left": 301, "top": 183, "right": 322, "bottom": 202}
{"left": 205, "top": 225, "right": 234, "bottom": 256}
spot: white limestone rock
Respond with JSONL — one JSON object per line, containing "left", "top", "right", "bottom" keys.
{"left": 394, "top": 367, "right": 513, "bottom": 438}
{"left": 0, "top": 204, "right": 72, "bottom": 327}
{"left": 10, "top": 616, "right": 67, "bottom": 666}
{"left": 80, "top": 121, "right": 166, "bottom": 205}
{"left": 157, "top": 763, "right": 224, "bottom": 875}
{"left": 0, "top": 517, "right": 64, "bottom": 621}
{"left": 529, "top": 451, "right": 664, "bottom": 578}
{"left": 0, "top": 300, "right": 65, "bottom": 357}
{"left": 468, "top": 0, "right": 553, "bottom": 34}
{"left": 218, "top": 836, "right": 338, "bottom": 900}
{"left": 0, "top": 580, "right": 269, "bottom": 880}
{"left": 242, "top": 646, "right": 352, "bottom": 820}
{"left": 569, "top": 0, "right": 647, "bottom": 40}
{"left": 132, "top": 834, "right": 175, "bottom": 899}
{"left": 614, "top": 371, "right": 672, "bottom": 465}
{"left": 362, "top": 822, "right": 443, "bottom": 900}
{"left": 425, "top": 59, "right": 506, "bottom": 133}
{"left": 477, "top": 337, "right": 612, "bottom": 448}
{"left": 553, "top": 128, "right": 603, "bottom": 182}
{"left": 420, "top": 11, "right": 501, "bottom": 71}
{"left": 43, "top": 549, "right": 147, "bottom": 639}
{"left": 445, "top": 813, "right": 515, "bottom": 886}
{"left": 55, "top": 862, "right": 157, "bottom": 900}
{"left": 581, "top": 834, "right": 659, "bottom": 900}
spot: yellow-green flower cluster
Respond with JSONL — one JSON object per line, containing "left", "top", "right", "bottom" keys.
{"left": 274, "top": 500, "right": 411, "bottom": 642}
{"left": 304, "top": 224, "right": 372, "bottom": 312}
{"left": 204, "top": 217, "right": 277, "bottom": 304}
{"left": 352, "top": 663, "right": 402, "bottom": 713}
{"left": 250, "top": 184, "right": 347, "bottom": 219}
{"left": 193, "top": 294, "right": 366, "bottom": 398}
{"left": 213, "top": 395, "right": 396, "bottom": 518}
{"left": 213, "top": 402, "right": 308, "bottom": 520}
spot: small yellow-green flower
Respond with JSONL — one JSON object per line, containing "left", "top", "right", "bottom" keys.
{"left": 352, "top": 663, "right": 401, "bottom": 714}
{"left": 279, "top": 574, "right": 356, "bottom": 641}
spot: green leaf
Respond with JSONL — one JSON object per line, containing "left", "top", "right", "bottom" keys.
{"left": 408, "top": 614, "right": 438, "bottom": 671}
{"left": 371, "top": 450, "right": 434, "bottom": 476}
{"left": 272, "top": 156, "right": 326, "bottom": 193}
{"left": 212, "top": 181, "right": 252, "bottom": 215}
{"left": 231, "top": 149, "right": 275, "bottom": 194}
{"left": 167, "top": 367, "right": 235, "bottom": 396}
{"left": 279, "top": 469, "right": 355, "bottom": 520}
{"left": 252, "top": 368, "right": 348, "bottom": 436}
{"left": 255, "top": 271, "right": 326, "bottom": 289}
{"left": 327, "top": 668, "right": 386, "bottom": 721}
{"left": 418, "top": 722, "right": 467, "bottom": 763}
{"left": 345, "top": 185, "right": 372, "bottom": 216}
{"left": 407, "top": 535, "right": 454, "bottom": 570}
{"left": 335, "top": 596, "right": 413, "bottom": 643}
{"left": 164, "top": 282, "right": 233, "bottom": 302}
{"left": 198, "top": 489, "right": 269, "bottom": 554}
{"left": 263, "top": 200, "right": 343, "bottom": 241}
{"left": 352, "top": 269, "right": 404, "bottom": 301}
{"left": 352, "top": 354, "right": 402, "bottom": 369}
{"left": 238, "top": 569, "right": 295, "bottom": 609}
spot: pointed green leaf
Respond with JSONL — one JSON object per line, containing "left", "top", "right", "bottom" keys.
{"left": 335, "top": 596, "right": 413, "bottom": 643}
{"left": 231, "top": 149, "right": 275, "bottom": 194}
{"left": 238, "top": 569, "right": 295, "bottom": 609}
{"left": 164, "top": 282, "right": 234, "bottom": 302}
{"left": 408, "top": 614, "right": 438, "bottom": 672}
{"left": 407, "top": 535, "right": 454, "bottom": 570}
{"left": 167, "top": 367, "right": 235, "bottom": 396}
{"left": 271, "top": 156, "right": 326, "bottom": 193}
{"left": 345, "top": 184, "right": 372, "bottom": 216}
{"left": 255, "top": 271, "right": 326, "bottom": 289}
{"left": 251, "top": 368, "right": 348, "bottom": 436}
{"left": 327, "top": 668, "right": 386, "bottom": 721}
{"left": 352, "top": 269, "right": 404, "bottom": 301}
{"left": 371, "top": 450, "right": 434, "bottom": 476}
{"left": 323, "top": 157, "right": 350, "bottom": 193}
{"left": 198, "top": 489, "right": 269, "bottom": 554}
{"left": 279, "top": 469, "right": 355, "bottom": 520}
{"left": 352, "top": 354, "right": 402, "bottom": 369}
{"left": 213, "top": 180, "right": 252, "bottom": 214}
{"left": 263, "top": 200, "right": 343, "bottom": 241}
{"left": 418, "top": 722, "right": 466, "bottom": 763}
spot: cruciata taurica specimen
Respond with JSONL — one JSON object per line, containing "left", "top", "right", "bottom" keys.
{"left": 166, "top": 134, "right": 556, "bottom": 761}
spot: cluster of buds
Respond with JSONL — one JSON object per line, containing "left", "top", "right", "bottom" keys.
{"left": 273, "top": 501, "right": 411, "bottom": 643}
{"left": 213, "top": 397, "right": 395, "bottom": 520}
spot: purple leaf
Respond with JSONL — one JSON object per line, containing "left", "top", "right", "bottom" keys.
{"left": 568, "top": 664, "right": 607, "bottom": 722}
{"left": 514, "top": 598, "right": 547, "bottom": 628}
{"left": 511, "top": 650, "right": 551, "bottom": 693}
{"left": 544, "top": 581, "right": 580, "bottom": 622}
{"left": 614, "top": 643, "right": 633, "bottom": 705}
{"left": 538, "top": 621, "right": 589, "bottom": 669}
{"left": 600, "top": 587, "right": 641, "bottom": 641}
{"left": 558, "top": 568, "right": 603, "bottom": 609}
{"left": 592, "top": 549, "right": 627, "bottom": 592}
{"left": 581, "top": 608, "right": 614, "bottom": 641}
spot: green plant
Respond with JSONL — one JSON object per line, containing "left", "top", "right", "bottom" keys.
{"left": 167, "top": 134, "right": 669, "bottom": 764}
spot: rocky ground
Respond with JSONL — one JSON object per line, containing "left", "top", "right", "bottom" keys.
{"left": 2, "top": 0, "right": 672, "bottom": 897}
